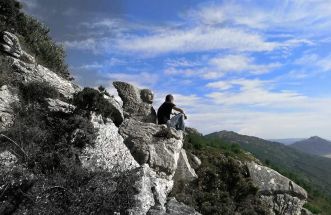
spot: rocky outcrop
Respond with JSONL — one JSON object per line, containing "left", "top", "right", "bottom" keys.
{"left": 0, "top": 31, "right": 35, "bottom": 64}
{"left": 0, "top": 31, "right": 78, "bottom": 98}
{"left": 119, "top": 118, "right": 183, "bottom": 177}
{"left": 247, "top": 162, "right": 308, "bottom": 215}
{"left": 80, "top": 114, "right": 139, "bottom": 175}
{"left": 46, "top": 98, "right": 75, "bottom": 113}
{"left": 12, "top": 60, "right": 78, "bottom": 98}
{"left": 113, "top": 81, "right": 156, "bottom": 123}
{"left": 173, "top": 149, "right": 198, "bottom": 182}
{"left": 0, "top": 85, "right": 18, "bottom": 130}
{"left": 103, "top": 93, "right": 124, "bottom": 126}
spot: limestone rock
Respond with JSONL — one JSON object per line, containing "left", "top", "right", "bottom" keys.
{"left": 0, "top": 85, "right": 19, "bottom": 130}
{"left": 174, "top": 149, "right": 198, "bottom": 182}
{"left": 0, "top": 31, "right": 35, "bottom": 64}
{"left": 103, "top": 93, "right": 124, "bottom": 126}
{"left": 80, "top": 114, "right": 139, "bottom": 175}
{"left": 187, "top": 152, "right": 201, "bottom": 169}
{"left": 12, "top": 59, "right": 78, "bottom": 98}
{"left": 121, "top": 164, "right": 174, "bottom": 215}
{"left": 119, "top": 118, "right": 183, "bottom": 177}
{"left": 247, "top": 162, "right": 307, "bottom": 215}
{"left": 165, "top": 198, "right": 201, "bottom": 215}
{"left": 148, "top": 198, "right": 201, "bottom": 215}
{"left": 0, "top": 31, "right": 22, "bottom": 58}
{"left": 0, "top": 150, "right": 18, "bottom": 169}
{"left": 113, "top": 81, "right": 156, "bottom": 123}
{"left": 46, "top": 98, "right": 75, "bottom": 113}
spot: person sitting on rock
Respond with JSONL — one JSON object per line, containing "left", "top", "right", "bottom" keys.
{"left": 157, "top": 94, "right": 187, "bottom": 131}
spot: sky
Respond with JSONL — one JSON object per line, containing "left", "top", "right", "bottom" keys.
{"left": 19, "top": 0, "right": 331, "bottom": 139}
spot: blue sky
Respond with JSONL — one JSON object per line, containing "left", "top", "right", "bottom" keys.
{"left": 20, "top": 0, "right": 331, "bottom": 139}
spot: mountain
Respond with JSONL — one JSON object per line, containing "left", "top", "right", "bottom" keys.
{"left": 269, "top": 138, "right": 306, "bottom": 145}
{"left": 206, "top": 131, "right": 331, "bottom": 198}
{"left": 290, "top": 136, "right": 331, "bottom": 157}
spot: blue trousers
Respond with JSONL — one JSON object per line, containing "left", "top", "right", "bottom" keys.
{"left": 167, "top": 113, "right": 185, "bottom": 131}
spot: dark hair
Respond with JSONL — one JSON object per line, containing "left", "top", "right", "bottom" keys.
{"left": 165, "top": 94, "right": 174, "bottom": 102}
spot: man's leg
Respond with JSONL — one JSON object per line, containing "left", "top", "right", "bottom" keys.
{"left": 168, "top": 114, "right": 185, "bottom": 131}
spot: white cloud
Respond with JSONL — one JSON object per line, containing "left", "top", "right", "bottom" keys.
{"left": 206, "top": 79, "right": 307, "bottom": 107}
{"left": 116, "top": 27, "right": 277, "bottom": 56}
{"left": 105, "top": 72, "right": 159, "bottom": 89}
{"left": 295, "top": 53, "right": 331, "bottom": 72}
{"left": 164, "top": 55, "right": 280, "bottom": 80}
{"left": 209, "top": 55, "right": 280, "bottom": 75}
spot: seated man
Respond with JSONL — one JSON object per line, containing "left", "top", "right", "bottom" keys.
{"left": 157, "top": 94, "right": 187, "bottom": 131}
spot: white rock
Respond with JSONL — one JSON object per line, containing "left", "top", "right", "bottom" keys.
{"left": 174, "top": 149, "right": 198, "bottom": 182}
{"left": 80, "top": 114, "right": 139, "bottom": 175}
{"left": 247, "top": 162, "right": 307, "bottom": 215}
{"left": 119, "top": 118, "right": 183, "bottom": 178}
{"left": 11, "top": 59, "right": 78, "bottom": 98}
{"left": 0, "top": 85, "right": 19, "bottom": 130}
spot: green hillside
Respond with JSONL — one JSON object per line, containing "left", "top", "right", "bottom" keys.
{"left": 206, "top": 131, "right": 331, "bottom": 215}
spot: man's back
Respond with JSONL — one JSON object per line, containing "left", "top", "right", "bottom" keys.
{"left": 157, "top": 102, "right": 175, "bottom": 124}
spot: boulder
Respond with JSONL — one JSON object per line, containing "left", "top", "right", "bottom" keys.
{"left": 247, "top": 162, "right": 307, "bottom": 215}
{"left": 173, "top": 149, "right": 198, "bottom": 182}
{"left": 113, "top": 81, "right": 156, "bottom": 123}
{"left": 0, "top": 31, "right": 22, "bottom": 58}
{"left": 80, "top": 114, "right": 139, "bottom": 175}
{"left": 187, "top": 152, "right": 201, "bottom": 169}
{"left": 119, "top": 118, "right": 183, "bottom": 177}
{"left": 148, "top": 197, "right": 201, "bottom": 215}
{"left": 46, "top": 98, "right": 75, "bottom": 113}
{"left": 0, "top": 32, "right": 78, "bottom": 98}
{"left": 0, "top": 31, "right": 35, "bottom": 64}
{"left": 12, "top": 59, "right": 78, "bottom": 98}
{"left": 103, "top": 93, "right": 124, "bottom": 126}
{"left": 0, "top": 85, "right": 19, "bottom": 130}
{"left": 124, "top": 165, "right": 174, "bottom": 214}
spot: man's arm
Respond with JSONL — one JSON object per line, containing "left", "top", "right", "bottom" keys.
{"left": 173, "top": 106, "right": 184, "bottom": 113}
{"left": 173, "top": 106, "right": 187, "bottom": 119}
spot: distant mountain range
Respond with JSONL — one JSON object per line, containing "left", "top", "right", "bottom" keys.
{"left": 269, "top": 138, "right": 305, "bottom": 145}
{"left": 289, "top": 136, "right": 331, "bottom": 158}
{"left": 205, "top": 131, "right": 331, "bottom": 197}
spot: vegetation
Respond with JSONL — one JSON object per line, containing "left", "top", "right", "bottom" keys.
{"left": 207, "top": 131, "right": 331, "bottom": 215}
{"left": 0, "top": 0, "right": 71, "bottom": 79}
{"left": 170, "top": 133, "right": 269, "bottom": 215}
{"left": 0, "top": 82, "right": 100, "bottom": 214}
{"left": 72, "top": 87, "right": 115, "bottom": 122}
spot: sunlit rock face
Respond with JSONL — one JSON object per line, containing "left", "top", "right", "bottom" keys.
{"left": 247, "top": 162, "right": 308, "bottom": 215}
{"left": 0, "top": 85, "right": 18, "bottom": 130}
{"left": 119, "top": 118, "right": 183, "bottom": 178}
{"left": 0, "top": 31, "right": 79, "bottom": 99}
{"left": 80, "top": 114, "right": 140, "bottom": 175}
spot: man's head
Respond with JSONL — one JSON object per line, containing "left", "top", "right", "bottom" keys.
{"left": 165, "top": 94, "right": 174, "bottom": 103}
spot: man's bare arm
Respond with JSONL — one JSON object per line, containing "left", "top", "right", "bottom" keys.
{"left": 173, "top": 106, "right": 187, "bottom": 119}
{"left": 173, "top": 106, "right": 184, "bottom": 113}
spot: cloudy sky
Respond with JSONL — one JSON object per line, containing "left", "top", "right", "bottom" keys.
{"left": 19, "top": 0, "right": 331, "bottom": 139}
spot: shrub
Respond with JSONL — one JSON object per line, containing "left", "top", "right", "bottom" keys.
{"left": 19, "top": 81, "right": 59, "bottom": 104}
{"left": 3, "top": 82, "right": 95, "bottom": 173}
{"left": 171, "top": 148, "right": 268, "bottom": 215}
{"left": 73, "top": 87, "right": 114, "bottom": 120}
